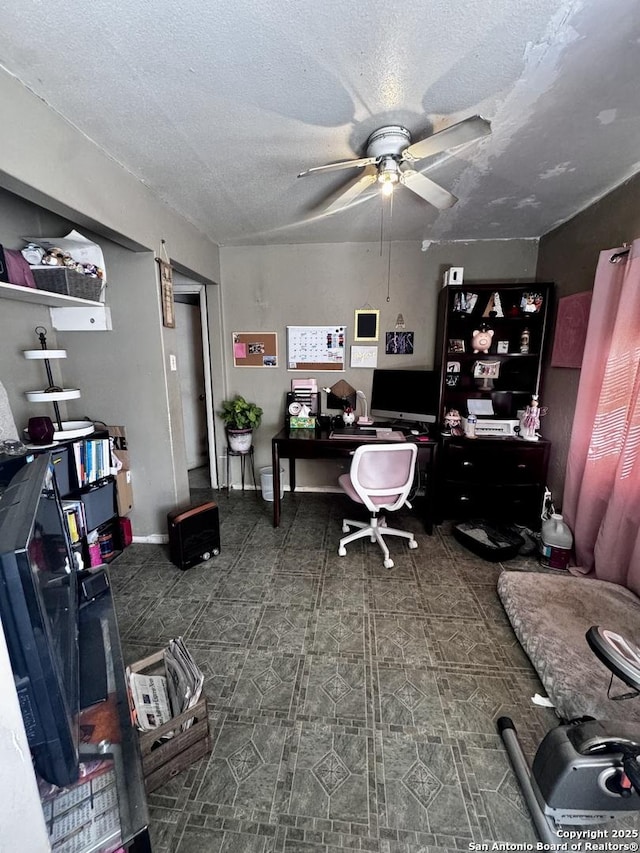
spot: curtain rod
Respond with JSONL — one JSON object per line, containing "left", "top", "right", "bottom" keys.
{"left": 610, "top": 247, "right": 630, "bottom": 264}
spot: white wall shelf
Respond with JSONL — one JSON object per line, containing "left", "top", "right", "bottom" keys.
{"left": 0, "top": 281, "right": 102, "bottom": 308}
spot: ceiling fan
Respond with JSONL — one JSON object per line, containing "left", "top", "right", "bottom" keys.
{"left": 298, "top": 115, "right": 491, "bottom": 215}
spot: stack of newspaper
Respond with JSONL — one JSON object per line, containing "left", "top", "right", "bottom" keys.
{"left": 128, "top": 638, "right": 204, "bottom": 733}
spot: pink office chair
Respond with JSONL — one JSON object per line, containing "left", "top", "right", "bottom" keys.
{"left": 338, "top": 443, "right": 418, "bottom": 569}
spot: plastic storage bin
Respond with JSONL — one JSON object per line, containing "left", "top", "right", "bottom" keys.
{"left": 260, "top": 467, "right": 284, "bottom": 501}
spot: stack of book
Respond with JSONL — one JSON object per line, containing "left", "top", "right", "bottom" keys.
{"left": 71, "top": 437, "right": 113, "bottom": 487}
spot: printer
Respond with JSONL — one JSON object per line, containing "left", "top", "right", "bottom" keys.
{"left": 461, "top": 417, "right": 519, "bottom": 437}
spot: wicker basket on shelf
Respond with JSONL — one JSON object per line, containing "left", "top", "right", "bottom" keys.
{"left": 32, "top": 267, "right": 103, "bottom": 301}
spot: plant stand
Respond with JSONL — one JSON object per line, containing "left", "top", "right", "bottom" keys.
{"left": 226, "top": 446, "right": 257, "bottom": 496}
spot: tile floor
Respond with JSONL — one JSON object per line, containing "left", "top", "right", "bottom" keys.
{"left": 112, "top": 489, "right": 559, "bottom": 852}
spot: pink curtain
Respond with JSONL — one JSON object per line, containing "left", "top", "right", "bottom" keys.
{"left": 562, "top": 239, "right": 640, "bottom": 594}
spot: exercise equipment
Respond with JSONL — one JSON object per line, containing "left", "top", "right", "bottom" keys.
{"left": 499, "top": 626, "right": 640, "bottom": 844}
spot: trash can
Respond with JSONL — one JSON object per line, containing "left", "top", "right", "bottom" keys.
{"left": 260, "top": 467, "right": 285, "bottom": 501}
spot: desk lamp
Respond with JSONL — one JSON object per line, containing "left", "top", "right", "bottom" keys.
{"left": 355, "top": 390, "right": 373, "bottom": 425}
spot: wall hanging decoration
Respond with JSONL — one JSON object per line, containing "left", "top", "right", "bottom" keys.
{"left": 350, "top": 346, "right": 378, "bottom": 368}
{"left": 385, "top": 331, "right": 414, "bottom": 355}
{"left": 287, "top": 325, "right": 346, "bottom": 371}
{"left": 551, "top": 291, "right": 592, "bottom": 368}
{"left": 232, "top": 332, "right": 278, "bottom": 367}
{"left": 156, "top": 240, "right": 175, "bottom": 328}
{"left": 354, "top": 308, "right": 380, "bottom": 341}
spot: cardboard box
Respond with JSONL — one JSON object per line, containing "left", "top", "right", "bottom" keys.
{"left": 115, "top": 469, "right": 133, "bottom": 515}
{"left": 107, "top": 425, "right": 130, "bottom": 470}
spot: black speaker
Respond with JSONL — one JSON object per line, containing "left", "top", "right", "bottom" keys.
{"left": 167, "top": 501, "right": 220, "bottom": 570}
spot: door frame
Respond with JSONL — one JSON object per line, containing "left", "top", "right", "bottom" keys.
{"left": 173, "top": 282, "right": 219, "bottom": 488}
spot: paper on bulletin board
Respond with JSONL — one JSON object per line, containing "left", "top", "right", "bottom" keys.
{"left": 287, "top": 325, "right": 346, "bottom": 371}
{"left": 350, "top": 346, "right": 378, "bottom": 368}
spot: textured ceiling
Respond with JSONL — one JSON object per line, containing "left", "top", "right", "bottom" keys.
{"left": 0, "top": 0, "right": 638, "bottom": 246}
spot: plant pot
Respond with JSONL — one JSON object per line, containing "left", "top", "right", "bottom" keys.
{"left": 227, "top": 428, "right": 253, "bottom": 453}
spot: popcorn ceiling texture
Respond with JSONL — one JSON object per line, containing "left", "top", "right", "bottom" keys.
{"left": 0, "top": 0, "right": 638, "bottom": 246}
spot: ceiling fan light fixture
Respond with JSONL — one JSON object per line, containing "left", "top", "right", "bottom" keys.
{"left": 377, "top": 156, "right": 400, "bottom": 195}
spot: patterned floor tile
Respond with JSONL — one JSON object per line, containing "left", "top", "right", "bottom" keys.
{"left": 266, "top": 574, "right": 320, "bottom": 609}
{"left": 318, "top": 577, "right": 366, "bottom": 611}
{"left": 252, "top": 606, "right": 313, "bottom": 652}
{"left": 230, "top": 651, "right": 302, "bottom": 715}
{"left": 214, "top": 569, "right": 272, "bottom": 603}
{"left": 187, "top": 601, "right": 261, "bottom": 646}
{"left": 109, "top": 492, "right": 560, "bottom": 848}
{"left": 284, "top": 726, "right": 371, "bottom": 826}
{"left": 374, "top": 664, "right": 446, "bottom": 732}
{"left": 368, "top": 579, "right": 425, "bottom": 614}
{"left": 379, "top": 731, "right": 473, "bottom": 840}
{"left": 300, "top": 656, "right": 369, "bottom": 723}
{"left": 372, "top": 615, "right": 431, "bottom": 665}
{"left": 309, "top": 611, "right": 367, "bottom": 656}
{"left": 194, "top": 719, "right": 288, "bottom": 818}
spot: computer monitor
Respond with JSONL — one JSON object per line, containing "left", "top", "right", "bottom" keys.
{"left": 370, "top": 368, "right": 440, "bottom": 426}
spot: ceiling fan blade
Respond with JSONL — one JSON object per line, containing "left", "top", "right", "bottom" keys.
{"left": 400, "top": 170, "right": 457, "bottom": 210}
{"left": 298, "top": 156, "right": 377, "bottom": 178}
{"left": 314, "top": 167, "right": 378, "bottom": 215}
{"left": 403, "top": 115, "right": 491, "bottom": 162}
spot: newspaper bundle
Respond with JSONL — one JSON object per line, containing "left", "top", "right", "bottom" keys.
{"left": 128, "top": 637, "right": 204, "bottom": 733}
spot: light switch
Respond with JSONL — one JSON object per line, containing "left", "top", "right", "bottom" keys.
{"left": 169, "top": 354, "right": 177, "bottom": 371}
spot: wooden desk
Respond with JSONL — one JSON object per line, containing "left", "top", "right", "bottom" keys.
{"left": 271, "top": 428, "right": 437, "bottom": 533}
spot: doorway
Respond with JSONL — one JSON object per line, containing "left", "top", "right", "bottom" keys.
{"left": 173, "top": 282, "right": 218, "bottom": 490}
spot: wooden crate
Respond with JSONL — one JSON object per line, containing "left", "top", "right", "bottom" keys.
{"left": 128, "top": 650, "right": 211, "bottom": 793}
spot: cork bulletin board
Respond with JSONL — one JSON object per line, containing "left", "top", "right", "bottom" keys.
{"left": 232, "top": 332, "right": 278, "bottom": 367}
{"left": 287, "top": 325, "right": 346, "bottom": 371}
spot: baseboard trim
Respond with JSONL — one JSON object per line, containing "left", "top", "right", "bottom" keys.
{"left": 134, "top": 488, "right": 345, "bottom": 540}
{"left": 132, "top": 533, "right": 168, "bottom": 544}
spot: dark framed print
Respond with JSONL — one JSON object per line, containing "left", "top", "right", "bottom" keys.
{"left": 157, "top": 258, "right": 175, "bottom": 328}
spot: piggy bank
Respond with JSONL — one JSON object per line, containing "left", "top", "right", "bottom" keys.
{"left": 472, "top": 326, "right": 494, "bottom": 353}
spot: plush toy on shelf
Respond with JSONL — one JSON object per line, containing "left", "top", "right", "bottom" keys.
{"left": 442, "top": 408, "right": 464, "bottom": 436}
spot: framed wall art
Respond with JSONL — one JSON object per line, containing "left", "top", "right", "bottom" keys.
{"left": 551, "top": 291, "right": 592, "bottom": 368}
{"left": 385, "top": 331, "right": 414, "bottom": 355}
{"left": 354, "top": 309, "right": 380, "bottom": 341}
{"left": 156, "top": 257, "right": 175, "bottom": 328}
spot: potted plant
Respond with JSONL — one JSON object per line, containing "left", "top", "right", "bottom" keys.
{"left": 220, "top": 395, "right": 263, "bottom": 452}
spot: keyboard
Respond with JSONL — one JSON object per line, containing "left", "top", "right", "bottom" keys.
{"left": 329, "top": 429, "right": 406, "bottom": 442}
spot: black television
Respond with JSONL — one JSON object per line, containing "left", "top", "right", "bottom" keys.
{"left": 0, "top": 452, "right": 79, "bottom": 787}
{"left": 370, "top": 367, "right": 440, "bottom": 426}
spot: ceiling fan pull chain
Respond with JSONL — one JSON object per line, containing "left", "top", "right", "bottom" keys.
{"left": 387, "top": 243, "right": 392, "bottom": 303}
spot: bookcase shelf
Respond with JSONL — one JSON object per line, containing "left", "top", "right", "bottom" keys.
{"left": 0, "top": 280, "right": 102, "bottom": 308}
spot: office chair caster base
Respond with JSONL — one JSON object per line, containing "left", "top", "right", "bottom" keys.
{"left": 338, "top": 546, "right": 347, "bottom": 556}
{"left": 408, "top": 539, "right": 418, "bottom": 549}
{"left": 384, "top": 558, "right": 394, "bottom": 569}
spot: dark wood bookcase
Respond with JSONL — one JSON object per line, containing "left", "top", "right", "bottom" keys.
{"left": 434, "top": 282, "right": 553, "bottom": 529}
{"left": 435, "top": 281, "right": 552, "bottom": 422}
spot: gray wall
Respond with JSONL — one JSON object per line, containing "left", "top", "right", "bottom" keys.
{"left": 537, "top": 172, "right": 640, "bottom": 505}
{"left": 219, "top": 239, "right": 539, "bottom": 489}
{"left": 0, "top": 68, "right": 222, "bottom": 537}
{"left": 0, "top": 186, "right": 194, "bottom": 535}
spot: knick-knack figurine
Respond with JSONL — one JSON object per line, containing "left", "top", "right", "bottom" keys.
{"left": 342, "top": 407, "right": 355, "bottom": 426}
{"left": 519, "top": 394, "right": 547, "bottom": 441}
